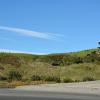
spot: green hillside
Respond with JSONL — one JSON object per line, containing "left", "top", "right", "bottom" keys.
{"left": 0, "top": 48, "right": 100, "bottom": 87}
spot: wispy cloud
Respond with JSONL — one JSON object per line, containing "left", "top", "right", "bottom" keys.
{"left": 0, "top": 26, "right": 61, "bottom": 40}
{"left": 0, "top": 49, "right": 46, "bottom": 55}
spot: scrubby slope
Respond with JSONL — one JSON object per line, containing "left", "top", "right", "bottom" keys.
{"left": 0, "top": 48, "right": 100, "bottom": 87}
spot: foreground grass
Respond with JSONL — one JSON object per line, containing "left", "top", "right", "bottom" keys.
{"left": 0, "top": 62, "right": 100, "bottom": 88}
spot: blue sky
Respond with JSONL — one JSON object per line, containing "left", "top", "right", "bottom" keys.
{"left": 0, "top": 0, "right": 100, "bottom": 54}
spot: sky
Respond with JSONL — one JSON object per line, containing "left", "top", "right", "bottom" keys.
{"left": 0, "top": 0, "right": 100, "bottom": 54}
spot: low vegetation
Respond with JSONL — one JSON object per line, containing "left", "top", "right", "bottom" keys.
{"left": 0, "top": 48, "right": 100, "bottom": 87}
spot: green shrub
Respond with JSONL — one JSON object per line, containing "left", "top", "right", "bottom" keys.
{"left": 8, "top": 71, "right": 22, "bottom": 81}
{"left": 63, "top": 78, "right": 74, "bottom": 83}
{"left": 83, "top": 76, "right": 95, "bottom": 82}
{"left": 74, "top": 79, "right": 80, "bottom": 82}
{"left": 31, "top": 75, "right": 41, "bottom": 81}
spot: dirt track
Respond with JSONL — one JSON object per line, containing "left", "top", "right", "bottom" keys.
{"left": 15, "top": 81, "right": 100, "bottom": 95}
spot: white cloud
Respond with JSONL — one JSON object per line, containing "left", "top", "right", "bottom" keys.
{"left": 0, "top": 49, "right": 46, "bottom": 55}
{"left": 0, "top": 26, "right": 60, "bottom": 40}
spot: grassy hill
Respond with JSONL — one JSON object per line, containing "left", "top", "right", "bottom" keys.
{"left": 0, "top": 48, "right": 100, "bottom": 87}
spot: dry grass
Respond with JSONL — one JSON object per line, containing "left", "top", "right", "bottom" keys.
{"left": 0, "top": 49, "right": 100, "bottom": 87}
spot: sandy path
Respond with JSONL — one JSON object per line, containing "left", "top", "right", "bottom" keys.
{"left": 15, "top": 81, "right": 100, "bottom": 94}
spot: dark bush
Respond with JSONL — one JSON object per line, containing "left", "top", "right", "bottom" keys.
{"left": 0, "top": 76, "right": 7, "bottom": 80}
{"left": 74, "top": 57, "right": 83, "bottom": 64}
{"left": 8, "top": 71, "right": 22, "bottom": 81}
{"left": 83, "top": 76, "right": 95, "bottom": 82}
{"left": 63, "top": 78, "right": 74, "bottom": 83}
{"left": 43, "top": 76, "right": 61, "bottom": 83}
{"left": 31, "top": 75, "right": 41, "bottom": 81}
{"left": 51, "top": 63, "right": 60, "bottom": 66}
